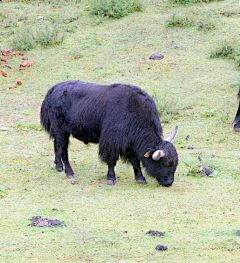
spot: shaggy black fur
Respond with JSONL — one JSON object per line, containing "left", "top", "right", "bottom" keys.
{"left": 233, "top": 88, "right": 240, "bottom": 132}
{"left": 40, "top": 81, "right": 178, "bottom": 186}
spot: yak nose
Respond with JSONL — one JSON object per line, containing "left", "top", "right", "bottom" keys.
{"left": 161, "top": 181, "right": 173, "bottom": 187}
{"left": 159, "top": 176, "right": 174, "bottom": 187}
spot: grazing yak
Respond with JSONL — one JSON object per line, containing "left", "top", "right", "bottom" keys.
{"left": 40, "top": 81, "right": 178, "bottom": 186}
{"left": 233, "top": 89, "right": 240, "bottom": 132}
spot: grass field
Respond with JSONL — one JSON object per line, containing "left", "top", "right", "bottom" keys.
{"left": 0, "top": 0, "right": 240, "bottom": 262}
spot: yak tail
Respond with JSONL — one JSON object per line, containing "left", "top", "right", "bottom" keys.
{"left": 40, "top": 91, "right": 53, "bottom": 139}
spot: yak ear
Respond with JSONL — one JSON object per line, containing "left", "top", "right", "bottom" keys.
{"left": 144, "top": 151, "right": 151, "bottom": 158}
{"left": 144, "top": 147, "right": 156, "bottom": 158}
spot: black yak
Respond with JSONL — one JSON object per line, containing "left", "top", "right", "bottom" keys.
{"left": 40, "top": 81, "right": 178, "bottom": 186}
{"left": 233, "top": 89, "right": 240, "bottom": 132}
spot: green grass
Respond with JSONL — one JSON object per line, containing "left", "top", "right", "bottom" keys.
{"left": 1, "top": 0, "right": 240, "bottom": 262}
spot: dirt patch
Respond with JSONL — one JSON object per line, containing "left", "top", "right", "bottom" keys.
{"left": 28, "top": 216, "right": 66, "bottom": 227}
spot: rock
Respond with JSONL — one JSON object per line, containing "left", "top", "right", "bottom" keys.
{"left": 71, "top": 180, "right": 77, "bottom": 185}
{"left": 200, "top": 165, "right": 213, "bottom": 176}
{"left": 187, "top": 146, "right": 194, "bottom": 149}
{"left": 149, "top": 54, "right": 164, "bottom": 60}
{"left": 146, "top": 230, "right": 165, "bottom": 237}
{"left": 0, "top": 70, "right": 7, "bottom": 77}
{"left": 28, "top": 216, "right": 66, "bottom": 227}
{"left": 91, "top": 164, "right": 97, "bottom": 169}
{"left": 236, "top": 230, "right": 240, "bottom": 236}
{"left": 155, "top": 245, "right": 168, "bottom": 250}
{"left": 93, "top": 67, "right": 103, "bottom": 71}
{"left": 20, "top": 61, "right": 28, "bottom": 67}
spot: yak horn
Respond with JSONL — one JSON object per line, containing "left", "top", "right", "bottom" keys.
{"left": 165, "top": 126, "right": 178, "bottom": 142}
{"left": 152, "top": 150, "right": 165, "bottom": 161}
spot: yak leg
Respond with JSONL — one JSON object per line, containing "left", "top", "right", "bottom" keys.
{"left": 129, "top": 157, "right": 148, "bottom": 184}
{"left": 54, "top": 132, "right": 75, "bottom": 178}
{"left": 54, "top": 138, "right": 63, "bottom": 172}
{"left": 107, "top": 165, "right": 117, "bottom": 185}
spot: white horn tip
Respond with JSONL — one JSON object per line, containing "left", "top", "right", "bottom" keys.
{"left": 165, "top": 126, "right": 178, "bottom": 142}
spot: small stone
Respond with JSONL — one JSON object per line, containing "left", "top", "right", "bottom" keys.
{"left": 91, "top": 164, "right": 97, "bottom": 169}
{"left": 187, "top": 146, "right": 194, "bottom": 149}
{"left": 200, "top": 166, "right": 213, "bottom": 176}
{"left": 155, "top": 245, "right": 168, "bottom": 250}
{"left": 93, "top": 67, "right": 103, "bottom": 71}
{"left": 71, "top": 180, "right": 77, "bottom": 185}
{"left": 149, "top": 54, "right": 164, "bottom": 60}
{"left": 236, "top": 230, "right": 240, "bottom": 236}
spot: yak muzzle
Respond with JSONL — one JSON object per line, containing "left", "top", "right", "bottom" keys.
{"left": 158, "top": 175, "right": 174, "bottom": 187}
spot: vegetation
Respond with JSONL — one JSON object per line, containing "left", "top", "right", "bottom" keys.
{"left": 0, "top": 0, "right": 240, "bottom": 262}
{"left": 0, "top": 186, "right": 7, "bottom": 198}
{"left": 166, "top": 14, "right": 195, "bottom": 27}
{"left": 11, "top": 23, "right": 66, "bottom": 51}
{"left": 210, "top": 41, "right": 238, "bottom": 59}
{"left": 90, "top": 0, "right": 143, "bottom": 18}
{"left": 170, "top": 0, "right": 224, "bottom": 5}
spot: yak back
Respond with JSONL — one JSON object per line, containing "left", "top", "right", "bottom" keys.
{"left": 41, "top": 81, "right": 163, "bottom": 161}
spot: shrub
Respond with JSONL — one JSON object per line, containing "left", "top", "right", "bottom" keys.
{"left": 210, "top": 41, "right": 238, "bottom": 59}
{"left": 90, "top": 0, "right": 143, "bottom": 19}
{"left": 170, "top": 0, "right": 191, "bottom": 5}
{"left": 169, "top": 0, "right": 224, "bottom": 5}
{"left": 11, "top": 23, "right": 65, "bottom": 51}
{"left": 36, "top": 23, "right": 65, "bottom": 47}
{"left": 197, "top": 20, "right": 216, "bottom": 31}
{"left": 11, "top": 27, "right": 37, "bottom": 51}
{"left": 166, "top": 14, "right": 195, "bottom": 28}
{"left": 218, "top": 10, "right": 239, "bottom": 17}
{"left": 235, "top": 57, "right": 240, "bottom": 68}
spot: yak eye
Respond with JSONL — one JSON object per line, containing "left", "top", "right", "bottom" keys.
{"left": 163, "top": 161, "right": 172, "bottom": 167}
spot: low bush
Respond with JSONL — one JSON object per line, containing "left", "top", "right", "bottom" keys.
{"left": 11, "top": 26, "right": 37, "bottom": 51}
{"left": 170, "top": 0, "right": 224, "bottom": 5}
{"left": 36, "top": 23, "right": 65, "bottom": 47}
{"left": 166, "top": 14, "right": 195, "bottom": 28}
{"left": 90, "top": 0, "right": 143, "bottom": 19}
{"left": 11, "top": 23, "right": 65, "bottom": 51}
{"left": 197, "top": 20, "right": 216, "bottom": 31}
{"left": 210, "top": 41, "right": 238, "bottom": 59}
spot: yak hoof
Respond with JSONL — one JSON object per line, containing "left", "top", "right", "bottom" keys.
{"left": 67, "top": 174, "right": 75, "bottom": 179}
{"left": 56, "top": 166, "right": 63, "bottom": 172}
{"left": 137, "top": 179, "right": 148, "bottom": 185}
{"left": 107, "top": 180, "right": 117, "bottom": 185}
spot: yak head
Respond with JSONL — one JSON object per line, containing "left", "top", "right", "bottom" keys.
{"left": 143, "top": 126, "right": 178, "bottom": 187}
{"left": 233, "top": 114, "right": 240, "bottom": 132}
{"left": 233, "top": 91, "right": 240, "bottom": 132}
